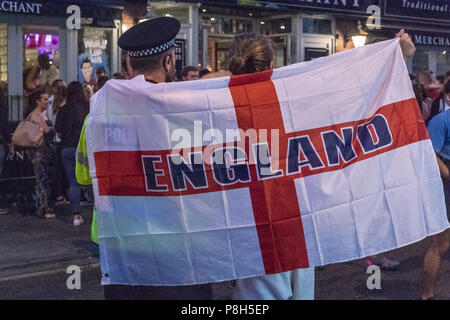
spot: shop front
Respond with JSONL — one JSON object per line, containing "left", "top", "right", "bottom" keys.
{"left": 145, "top": 0, "right": 385, "bottom": 73}
{"left": 0, "top": 0, "right": 123, "bottom": 122}
{"left": 143, "top": 0, "right": 450, "bottom": 77}
{"left": 383, "top": 0, "right": 450, "bottom": 78}
{"left": 0, "top": 0, "right": 123, "bottom": 199}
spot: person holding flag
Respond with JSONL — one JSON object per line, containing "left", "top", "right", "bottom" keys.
{"left": 79, "top": 18, "right": 439, "bottom": 301}
{"left": 76, "top": 17, "right": 214, "bottom": 300}
{"left": 221, "top": 30, "right": 416, "bottom": 300}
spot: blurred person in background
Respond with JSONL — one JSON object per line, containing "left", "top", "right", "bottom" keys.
{"left": 28, "top": 90, "right": 56, "bottom": 219}
{"left": 413, "top": 81, "right": 433, "bottom": 122}
{"left": 38, "top": 53, "right": 60, "bottom": 92}
{"left": 419, "top": 70, "right": 441, "bottom": 101}
{"left": 429, "top": 81, "right": 450, "bottom": 123}
{"left": 421, "top": 95, "right": 450, "bottom": 300}
{"left": 55, "top": 82, "right": 90, "bottom": 226}
{"left": 410, "top": 74, "right": 418, "bottom": 86}
{"left": 94, "top": 66, "right": 107, "bottom": 92}
{"left": 82, "top": 82, "right": 94, "bottom": 101}
{"left": 94, "top": 76, "right": 109, "bottom": 93}
{"left": 442, "top": 71, "right": 450, "bottom": 88}
{"left": 199, "top": 68, "right": 211, "bottom": 79}
{"left": 181, "top": 66, "right": 200, "bottom": 81}
{"left": 96, "top": 66, "right": 106, "bottom": 80}
{"left": 52, "top": 85, "right": 69, "bottom": 206}
{"left": 0, "top": 82, "right": 9, "bottom": 214}
{"left": 23, "top": 65, "right": 41, "bottom": 96}
{"left": 112, "top": 72, "right": 126, "bottom": 80}
{"left": 47, "top": 79, "right": 65, "bottom": 125}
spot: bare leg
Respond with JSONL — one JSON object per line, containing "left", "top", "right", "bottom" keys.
{"left": 422, "top": 230, "right": 450, "bottom": 300}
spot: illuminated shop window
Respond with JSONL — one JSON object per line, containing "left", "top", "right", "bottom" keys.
{"left": 0, "top": 24, "right": 7, "bottom": 83}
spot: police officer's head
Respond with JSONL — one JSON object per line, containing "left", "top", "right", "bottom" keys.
{"left": 118, "top": 17, "right": 180, "bottom": 82}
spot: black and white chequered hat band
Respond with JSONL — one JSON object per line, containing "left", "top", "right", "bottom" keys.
{"left": 127, "top": 39, "right": 176, "bottom": 57}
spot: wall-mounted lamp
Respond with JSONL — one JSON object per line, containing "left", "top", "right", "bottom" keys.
{"left": 351, "top": 20, "right": 368, "bottom": 48}
{"left": 344, "top": 20, "right": 368, "bottom": 48}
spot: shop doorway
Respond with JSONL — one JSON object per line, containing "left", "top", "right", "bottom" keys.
{"left": 302, "top": 33, "right": 334, "bottom": 62}
{"left": 206, "top": 34, "right": 290, "bottom": 71}
{"left": 267, "top": 34, "right": 290, "bottom": 68}
{"left": 207, "top": 35, "right": 234, "bottom": 71}
{"left": 22, "top": 25, "right": 60, "bottom": 112}
{"left": 201, "top": 15, "right": 294, "bottom": 72}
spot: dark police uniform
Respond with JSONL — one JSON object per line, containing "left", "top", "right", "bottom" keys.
{"left": 103, "top": 17, "right": 214, "bottom": 300}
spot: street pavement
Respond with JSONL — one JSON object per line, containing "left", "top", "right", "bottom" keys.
{"left": 0, "top": 203, "right": 102, "bottom": 299}
{"left": 0, "top": 203, "right": 449, "bottom": 300}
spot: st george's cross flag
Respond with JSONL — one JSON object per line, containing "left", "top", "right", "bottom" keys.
{"left": 86, "top": 39, "right": 450, "bottom": 286}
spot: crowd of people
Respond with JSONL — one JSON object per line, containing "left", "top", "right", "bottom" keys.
{"left": 409, "top": 69, "right": 450, "bottom": 300}
{"left": 0, "top": 16, "right": 448, "bottom": 300}
{"left": 0, "top": 54, "right": 120, "bottom": 224}
{"left": 0, "top": 54, "right": 209, "bottom": 219}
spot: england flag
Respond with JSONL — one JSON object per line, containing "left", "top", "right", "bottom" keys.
{"left": 86, "top": 39, "right": 449, "bottom": 286}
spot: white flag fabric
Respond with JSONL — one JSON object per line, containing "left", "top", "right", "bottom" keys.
{"left": 86, "top": 39, "right": 449, "bottom": 286}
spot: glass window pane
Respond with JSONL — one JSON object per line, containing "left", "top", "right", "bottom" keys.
{"left": 412, "top": 49, "right": 429, "bottom": 75}
{"left": 436, "top": 50, "right": 450, "bottom": 78}
{"left": 303, "top": 18, "right": 332, "bottom": 35}
{"left": 260, "top": 18, "right": 291, "bottom": 35}
{"left": 0, "top": 24, "right": 7, "bottom": 84}
{"left": 150, "top": 4, "right": 190, "bottom": 24}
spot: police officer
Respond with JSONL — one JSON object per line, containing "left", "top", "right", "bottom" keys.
{"left": 77, "top": 17, "right": 214, "bottom": 300}
{"left": 118, "top": 17, "right": 179, "bottom": 84}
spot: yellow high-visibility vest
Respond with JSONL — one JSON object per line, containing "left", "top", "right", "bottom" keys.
{"left": 76, "top": 115, "right": 98, "bottom": 244}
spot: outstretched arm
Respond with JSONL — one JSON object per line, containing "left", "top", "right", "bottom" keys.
{"left": 395, "top": 29, "right": 416, "bottom": 61}
{"left": 436, "top": 155, "right": 450, "bottom": 180}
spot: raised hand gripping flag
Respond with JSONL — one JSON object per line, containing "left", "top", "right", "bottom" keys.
{"left": 87, "top": 39, "right": 449, "bottom": 286}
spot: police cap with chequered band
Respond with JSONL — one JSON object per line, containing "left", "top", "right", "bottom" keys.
{"left": 118, "top": 17, "right": 181, "bottom": 58}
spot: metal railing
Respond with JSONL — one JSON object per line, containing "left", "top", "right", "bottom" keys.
{"left": 7, "top": 95, "right": 26, "bottom": 121}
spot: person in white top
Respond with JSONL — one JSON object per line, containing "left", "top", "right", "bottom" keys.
{"left": 38, "top": 53, "right": 60, "bottom": 92}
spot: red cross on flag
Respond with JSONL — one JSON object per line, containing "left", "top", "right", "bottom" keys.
{"left": 86, "top": 39, "right": 449, "bottom": 286}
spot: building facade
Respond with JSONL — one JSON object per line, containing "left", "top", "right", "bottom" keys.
{"left": 2, "top": 0, "right": 449, "bottom": 121}
{"left": 137, "top": 0, "right": 450, "bottom": 79}
{"left": 0, "top": 0, "right": 123, "bottom": 121}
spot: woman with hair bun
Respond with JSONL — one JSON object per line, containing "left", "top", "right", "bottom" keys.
{"left": 226, "top": 33, "right": 315, "bottom": 301}
{"left": 228, "top": 33, "right": 274, "bottom": 76}
{"left": 204, "top": 30, "right": 415, "bottom": 300}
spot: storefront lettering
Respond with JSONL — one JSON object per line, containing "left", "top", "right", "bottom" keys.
{"left": 414, "top": 35, "right": 450, "bottom": 46}
{"left": 0, "top": 1, "right": 42, "bottom": 14}
{"left": 385, "top": 0, "right": 450, "bottom": 22}
{"left": 83, "top": 30, "right": 108, "bottom": 64}
{"left": 401, "top": 0, "right": 449, "bottom": 13}
{"left": 295, "top": 0, "right": 361, "bottom": 7}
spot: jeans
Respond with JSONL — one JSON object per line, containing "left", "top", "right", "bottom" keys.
{"left": 31, "top": 142, "right": 55, "bottom": 217}
{"left": 61, "top": 147, "right": 80, "bottom": 215}
{"left": 54, "top": 143, "right": 68, "bottom": 199}
{"left": 0, "top": 144, "right": 5, "bottom": 176}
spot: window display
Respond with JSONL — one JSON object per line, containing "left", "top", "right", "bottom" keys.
{"left": 77, "top": 27, "right": 112, "bottom": 90}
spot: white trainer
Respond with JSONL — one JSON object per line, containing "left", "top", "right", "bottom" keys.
{"left": 73, "top": 216, "right": 84, "bottom": 227}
